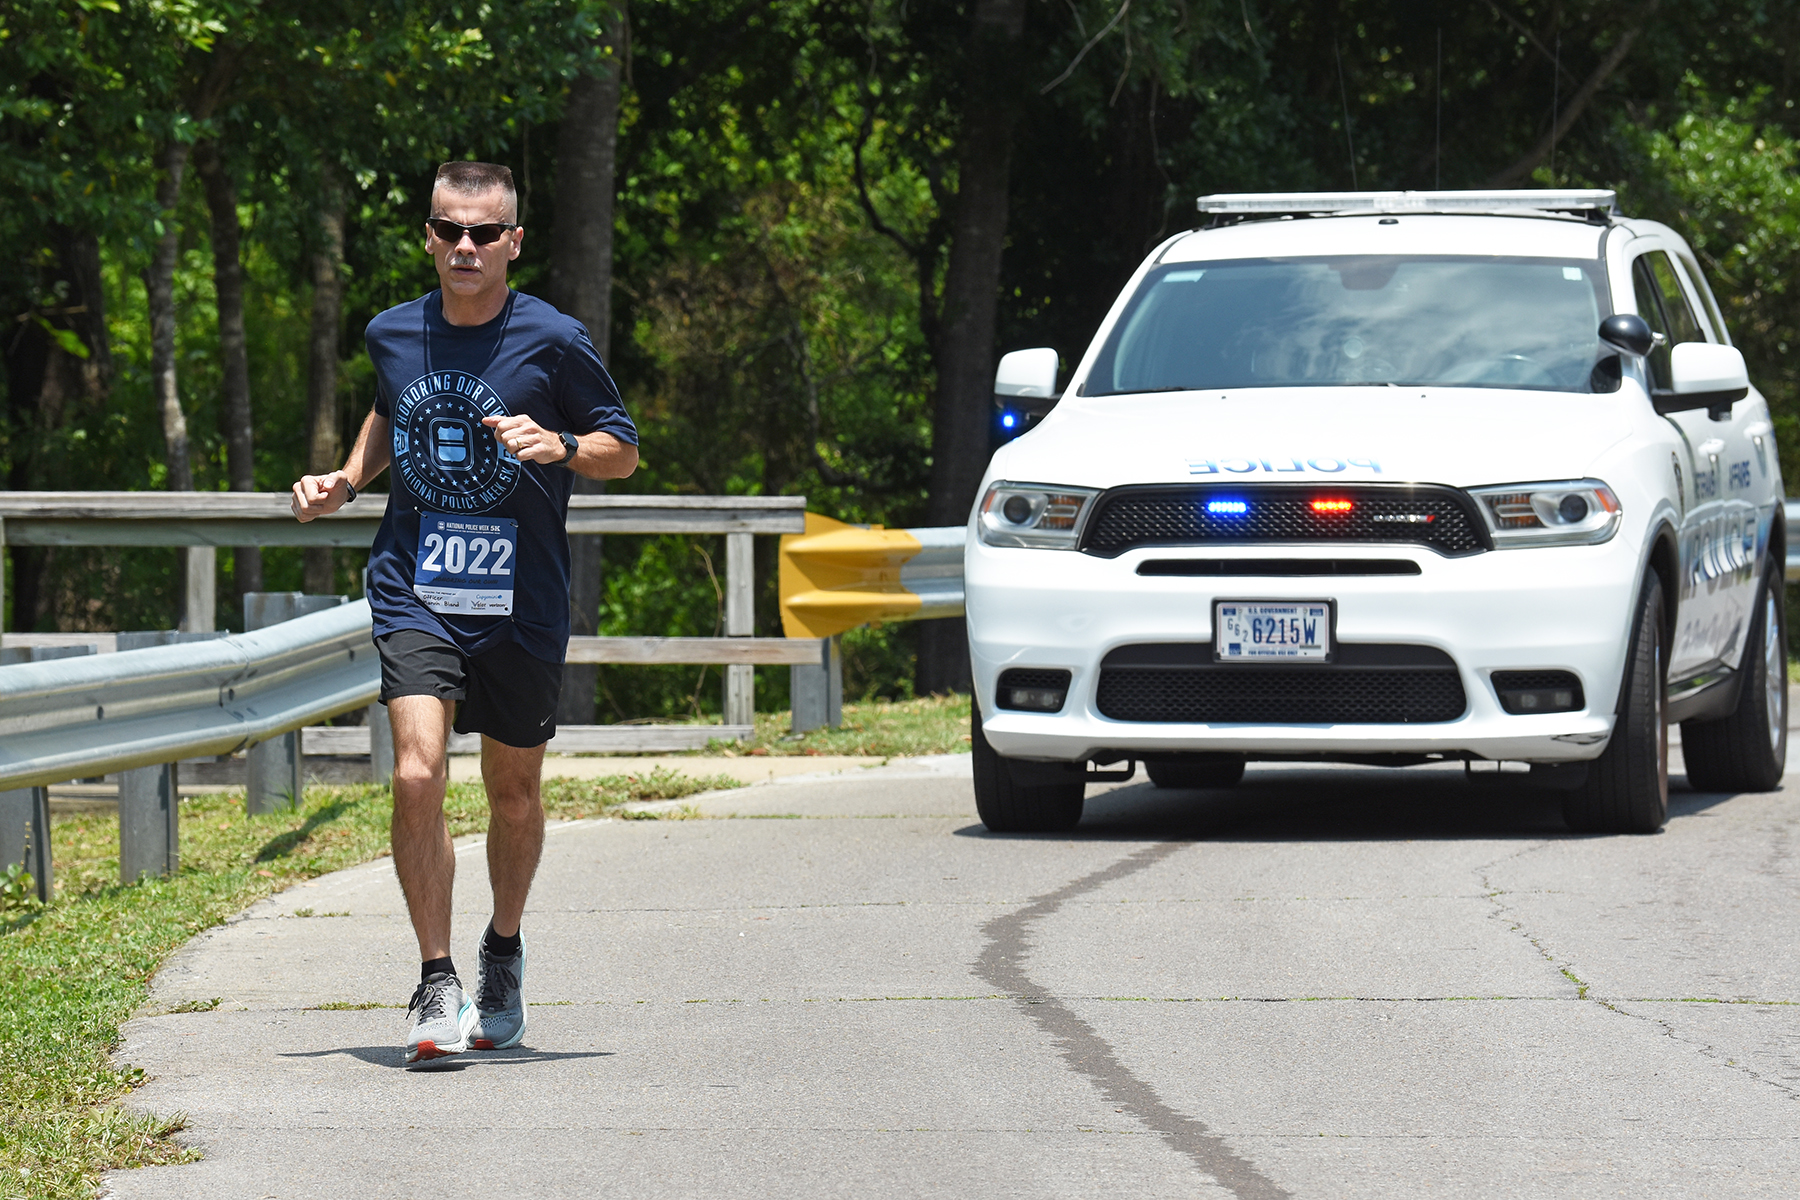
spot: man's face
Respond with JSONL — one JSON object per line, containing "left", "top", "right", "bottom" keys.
{"left": 426, "top": 186, "right": 523, "bottom": 300}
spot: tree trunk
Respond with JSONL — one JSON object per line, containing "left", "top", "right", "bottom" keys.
{"left": 3, "top": 227, "right": 114, "bottom": 632}
{"left": 1485, "top": 21, "right": 1648, "bottom": 187}
{"left": 303, "top": 168, "right": 347, "bottom": 596}
{"left": 144, "top": 139, "right": 206, "bottom": 628}
{"left": 548, "top": 18, "right": 625, "bottom": 725}
{"left": 56, "top": 225, "right": 114, "bottom": 406}
{"left": 146, "top": 140, "right": 194, "bottom": 495}
{"left": 195, "top": 138, "right": 262, "bottom": 600}
{"left": 917, "top": 0, "right": 1028, "bottom": 696}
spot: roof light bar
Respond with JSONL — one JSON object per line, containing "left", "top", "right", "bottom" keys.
{"left": 1196, "top": 189, "right": 1617, "bottom": 219}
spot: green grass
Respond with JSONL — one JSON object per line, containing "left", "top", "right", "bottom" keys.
{"left": 733, "top": 693, "right": 972, "bottom": 758}
{"left": 0, "top": 767, "right": 738, "bottom": 1200}
{"left": 575, "top": 693, "right": 973, "bottom": 759}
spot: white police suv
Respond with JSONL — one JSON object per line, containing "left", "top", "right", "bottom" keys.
{"left": 968, "top": 190, "right": 1787, "bottom": 835}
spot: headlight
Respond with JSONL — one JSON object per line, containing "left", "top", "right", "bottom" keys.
{"left": 1467, "top": 480, "right": 1622, "bottom": 547}
{"left": 977, "top": 482, "right": 1100, "bottom": 549}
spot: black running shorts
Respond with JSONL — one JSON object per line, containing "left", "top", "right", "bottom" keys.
{"left": 376, "top": 629, "right": 563, "bottom": 749}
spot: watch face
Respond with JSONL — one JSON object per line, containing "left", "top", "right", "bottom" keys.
{"left": 561, "top": 431, "right": 579, "bottom": 460}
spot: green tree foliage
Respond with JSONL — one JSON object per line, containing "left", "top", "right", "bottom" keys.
{"left": 4, "top": 0, "right": 1800, "bottom": 704}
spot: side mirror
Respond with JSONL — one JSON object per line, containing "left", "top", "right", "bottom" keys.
{"left": 1599, "top": 314, "right": 1654, "bottom": 357}
{"left": 1658, "top": 341, "right": 1749, "bottom": 418}
{"left": 995, "top": 348, "right": 1059, "bottom": 399}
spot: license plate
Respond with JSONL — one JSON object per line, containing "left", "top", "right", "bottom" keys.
{"left": 1214, "top": 601, "right": 1332, "bottom": 662}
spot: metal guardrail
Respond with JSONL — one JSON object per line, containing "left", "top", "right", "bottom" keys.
{"left": 777, "top": 515, "right": 967, "bottom": 638}
{"left": 0, "top": 600, "right": 377, "bottom": 793}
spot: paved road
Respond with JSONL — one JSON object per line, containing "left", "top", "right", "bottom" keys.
{"left": 106, "top": 754, "right": 1800, "bottom": 1198}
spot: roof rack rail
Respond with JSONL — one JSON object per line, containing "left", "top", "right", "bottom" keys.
{"left": 1196, "top": 190, "right": 1617, "bottom": 225}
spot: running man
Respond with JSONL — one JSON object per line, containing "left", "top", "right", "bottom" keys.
{"left": 291, "top": 160, "right": 638, "bottom": 1064}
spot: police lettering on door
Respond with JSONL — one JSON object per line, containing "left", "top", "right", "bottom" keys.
{"left": 414, "top": 514, "right": 517, "bottom": 615}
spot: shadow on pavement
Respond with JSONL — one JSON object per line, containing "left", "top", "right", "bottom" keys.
{"left": 958, "top": 764, "right": 1759, "bottom": 843}
{"left": 279, "top": 1045, "right": 616, "bottom": 1069}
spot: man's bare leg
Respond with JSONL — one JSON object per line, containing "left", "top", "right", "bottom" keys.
{"left": 480, "top": 736, "right": 546, "bottom": 937}
{"left": 388, "top": 695, "right": 457, "bottom": 961}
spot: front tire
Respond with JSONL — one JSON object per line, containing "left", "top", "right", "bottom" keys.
{"left": 971, "top": 702, "right": 1085, "bottom": 833}
{"left": 1681, "top": 566, "right": 1789, "bottom": 792}
{"left": 1564, "top": 570, "right": 1669, "bottom": 834}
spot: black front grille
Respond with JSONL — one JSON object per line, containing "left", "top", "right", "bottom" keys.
{"left": 1137, "top": 558, "right": 1422, "bottom": 577}
{"left": 1082, "top": 485, "right": 1488, "bottom": 558}
{"left": 1097, "top": 643, "right": 1467, "bottom": 724}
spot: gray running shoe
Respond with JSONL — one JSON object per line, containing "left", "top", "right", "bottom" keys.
{"left": 405, "top": 972, "right": 476, "bottom": 1064}
{"left": 471, "top": 932, "right": 527, "bottom": 1050}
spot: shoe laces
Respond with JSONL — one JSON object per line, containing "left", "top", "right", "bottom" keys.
{"left": 409, "top": 973, "right": 457, "bottom": 1021}
{"left": 477, "top": 956, "right": 518, "bottom": 1011}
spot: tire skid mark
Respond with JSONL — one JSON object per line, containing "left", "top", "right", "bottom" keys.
{"left": 975, "top": 841, "right": 1290, "bottom": 1200}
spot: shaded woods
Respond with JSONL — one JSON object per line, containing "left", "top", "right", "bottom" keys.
{"left": 5, "top": 0, "right": 1798, "bottom": 710}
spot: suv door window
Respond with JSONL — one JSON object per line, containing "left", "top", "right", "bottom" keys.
{"left": 1647, "top": 252, "right": 1705, "bottom": 345}
{"left": 1632, "top": 256, "right": 1674, "bottom": 390}
{"left": 1675, "top": 248, "right": 1731, "bottom": 344}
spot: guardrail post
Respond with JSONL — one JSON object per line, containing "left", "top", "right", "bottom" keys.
{"left": 724, "top": 532, "right": 755, "bottom": 729}
{"left": 247, "top": 736, "right": 301, "bottom": 814}
{"left": 182, "top": 547, "right": 217, "bottom": 632}
{"left": 0, "top": 786, "right": 52, "bottom": 902}
{"left": 0, "top": 514, "right": 7, "bottom": 633}
{"left": 790, "top": 636, "right": 842, "bottom": 733}
{"left": 245, "top": 592, "right": 345, "bottom": 812}
{"left": 367, "top": 700, "right": 394, "bottom": 786}
{"left": 119, "top": 764, "right": 178, "bottom": 883}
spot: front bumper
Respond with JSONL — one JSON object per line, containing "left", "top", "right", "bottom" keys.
{"left": 967, "top": 537, "right": 1641, "bottom": 764}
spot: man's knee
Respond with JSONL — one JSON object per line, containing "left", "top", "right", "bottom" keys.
{"left": 391, "top": 747, "right": 447, "bottom": 801}
{"left": 487, "top": 770, "right": 543, "bottom": 826}
{"left": 488, "top": 785, "right": 542, "bottom": 826}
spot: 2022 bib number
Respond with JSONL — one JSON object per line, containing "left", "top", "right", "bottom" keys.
{"left": 414, "top": 514, "right": 518, "bottom": 616}
{"left": 419, "top": 531, "right": 514, "bottom": 578}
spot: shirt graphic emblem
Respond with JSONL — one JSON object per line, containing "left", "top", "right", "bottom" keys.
{"left": 391, "top": 370, "right": 520, "bottom": 512}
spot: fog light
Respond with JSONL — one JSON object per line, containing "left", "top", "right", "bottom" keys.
{"left": 1492, "top": 670, "right": 1583, "bottom": 715}
{"left": 997, "top": 668, "right": 1073, "bottom": 713}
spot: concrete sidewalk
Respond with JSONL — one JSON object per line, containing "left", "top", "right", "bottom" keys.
{"left": 102, "top": 754, "right": 1800, "bottom": 1198}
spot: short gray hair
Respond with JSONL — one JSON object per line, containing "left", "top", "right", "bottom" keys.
{"left": 431, "top": 161, "right": 517, "bottom": 222}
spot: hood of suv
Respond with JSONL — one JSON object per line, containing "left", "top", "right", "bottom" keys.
{"left": 993, "top": 387, "right": 1637, "bottom": 491}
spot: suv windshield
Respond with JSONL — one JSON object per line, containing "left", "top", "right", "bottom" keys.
{"left": 1084, "top": 256, "right": 1613, "bottom": 395}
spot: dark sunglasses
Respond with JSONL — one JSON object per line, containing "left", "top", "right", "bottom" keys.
{"left": 426, "top": 218, "right": 518, "bottom": 245}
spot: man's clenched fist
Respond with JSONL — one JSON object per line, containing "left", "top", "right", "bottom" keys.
{"left": 292, "top": 472, "right": 352, "bottom": 523}
{"left": 483, "top": 414, "right": 570, "bottom": 465}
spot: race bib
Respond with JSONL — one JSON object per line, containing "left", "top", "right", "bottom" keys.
{"left": 414, "top": 513, "right": 517, "bottom": 616}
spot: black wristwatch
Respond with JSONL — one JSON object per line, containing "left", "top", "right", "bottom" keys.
{"left": 556, "top": 430, "right": 579, "bottom": 465}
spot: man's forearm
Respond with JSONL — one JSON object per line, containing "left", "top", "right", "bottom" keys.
{"left": 570, "top": 431, "right": 638, "bottom": 481}
{"left": 342, "top": 410, "right": 393, "bottom": 489}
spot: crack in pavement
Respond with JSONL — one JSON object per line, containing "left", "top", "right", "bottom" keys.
{"left": 1605, "top": 1000, "right": 1800, "bottom": 1102}
{"left": 974, "top": 841, "right": 1290, "bottom": 1200}
{"left": 1475, "top": 840, "right": 1800, "bottom": 1103}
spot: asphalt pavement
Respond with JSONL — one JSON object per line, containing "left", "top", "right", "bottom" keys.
{"left": 104, "top": 751, "right": 1800, "bottom": 1198}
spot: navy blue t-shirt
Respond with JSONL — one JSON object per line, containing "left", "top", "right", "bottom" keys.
{"left": 364, "top": 289, "right": 637, "bottom": 663}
